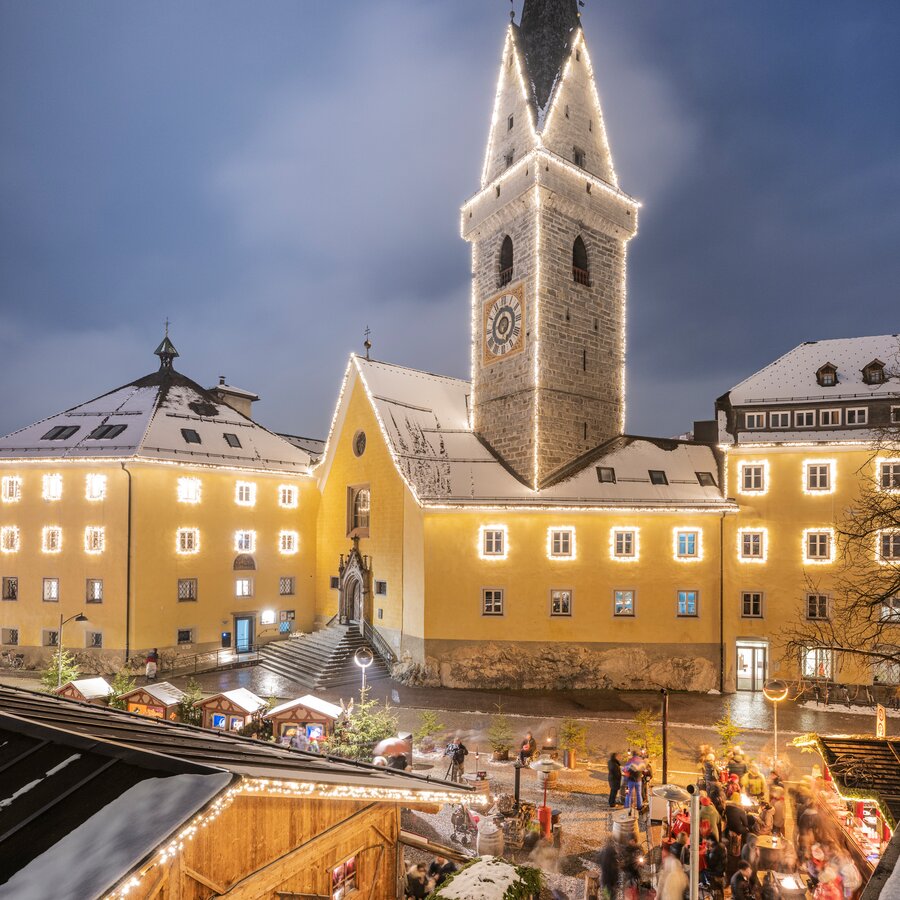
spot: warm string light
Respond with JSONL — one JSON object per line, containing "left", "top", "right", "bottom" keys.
{"left": 736, "top": 460, "right": 770, "bottom": 495}
{"left": 802, "top": 527, "right": 835, "bottom": 565}
{"left": 672, "top": 527, "right": 703, "bottom": 562}
{"left": 176, "top": 528, "right": 200, "bottom": 555}
{"left": 41, "top": 526, "right": 62, "bottom": 554}
{"left": 877, "top": 458, "right": 900, "bottom": 495}
{"left": 609, "top": 527, "right": 640, "bottom": 561}
{"left": 177, "top": 477, "right": 202, "bottom": 504}
{"left": 1, "top": 475, "right": 21, "bottom": 503}
{"left": 278, "top": 484, "right": 298, "bottom": 509}
{"left": 546, "top": 526, "right": 576, "bottom": 560}
{"left": 235, "top": 481, "right": 257, "bottom": 507}
{"left": 737, "top": 527, "right": 768, "bottom": 563}
{"left": 234, "top": 530, "right": 256, "bottom": 553}
{"left": 0, "top": 526, "right": 20, "bottom": 553}
{"left": 479, "top": 524, "right": 509, "bottom": 560}
{"left": 876, "top": 530, "right": 900, "bottom": 566}
{"left": 279, "top": 530, "right": 299, "bottom": 555}
{"left": 42, "top": 473, "right": 63, "bottom": 501}
{"left": 802, "top": 459, "right": 837, "bottom": 495}
{"left": 85, "top": 473, "right": 107, "bottom": 501}
{"left": 84, "top": 526, "right": 105, "bottom": 555}
{"left": 427, "top": 502, "right": 736, "bottom": 513}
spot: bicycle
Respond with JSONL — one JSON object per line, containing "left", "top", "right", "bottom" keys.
{"left": 0, "top": 650, "right": 24, "bottom": 669}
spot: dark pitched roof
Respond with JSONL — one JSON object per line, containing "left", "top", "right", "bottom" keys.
{"left": 518, "top": 0, "right": 581, "bottom": 111}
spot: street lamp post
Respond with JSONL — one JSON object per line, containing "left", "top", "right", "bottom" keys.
{"left": 353, "top": 647, "right": 374, "bottom": 697}
{"left": 57, "top": 612, "right": 88, "bottom": 688}
{"left": 763, "top": 679, "right": 789, "bottom": 767}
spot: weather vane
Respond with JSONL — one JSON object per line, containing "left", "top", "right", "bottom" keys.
{"left": 164, "top": 317, "right": 170, "bottom": 337}
{"left": 364, "top": 326, "right": 372, "bottom": 360}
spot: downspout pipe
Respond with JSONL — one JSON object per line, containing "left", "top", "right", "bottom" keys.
{"left": 719, "top": 510, "right": 726, "bottom": 694}
{"left": 121, "top": 463, "right": 133, "bottom": 663}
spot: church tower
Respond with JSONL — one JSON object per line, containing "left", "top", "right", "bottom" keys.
{"left": 462, "top": 0, "right": 638, "bottom": 488}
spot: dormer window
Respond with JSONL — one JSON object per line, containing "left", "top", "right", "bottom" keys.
{"left": 42, "top": 425, "right": 79, "bottom": 441}
{"left": 862, "top": 359, "right": 886, "bottom": 385}
{"left": 649, "top": 470, "right": 668, "bottom": 486}
{"left": 816, "top": 363, "right": 838, "bottom": 387}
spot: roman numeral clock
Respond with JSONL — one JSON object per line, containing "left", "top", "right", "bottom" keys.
{"left": 482, "top": 282, "right": 526, "bottom": 362}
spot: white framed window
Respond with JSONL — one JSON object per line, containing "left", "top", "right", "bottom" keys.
{"left": 85, "top": 578, "right": 103, "bottom": 603}
{"left": 803, "top": 647, "right": 833, "bottom": 680}
{"left": 745, "top": 412, "right": 766, "bottom": 429}
{"left": 741, "top": 591, "right": 763, "bottom": 618}
{"left": 738, "top": 528, "right": 766, "bottom": 562}
{"left": 482, "top": 588, "right": 504, "bottom": 616}
{"left": 0, "top": 526, "right": 20, "bottom": 554}
{"left": 1, "top": 476, "right": 22, "bottom": 503}
{"left": 804, "top": 460, "right": 834, "bottom": 494}
{"left": 806, "top": 594, "right": 830, "bottom": 620}
{"left": 880, "top": 598, "right": 900, "bottom": 622}
{"left": 42, "top": 474, "right": 63, "bottom": 501}
{"left": 85, "top": 473, "right": 107, "bottom": 501}
{"left": 804, "top": 529, "right": 834, "bottom": 564}
{"left": 845, "top": 407, "right": 868, "bottom": 425}
{"left": 234, "top": 530, "right": 256, "bottom": 553}
{"left": 279, "top": 576, "right": 295, "bottom": 596}
{"left": 738, "top": 461, "right": 768, "bottom": 494}
{"left": 550, "top": 589, "right": 572, "bottom": 616}
{"left": 677, "top": 590, "right": 698, "bottom": 617}
{"left": 610, "top": 528, "right": 639, "bottom": 560}
{"left": 279, "top": 530, "right": 298, "bottom": 555}
{"left": 43, "top": 577, "right": 59, "bottom": 602}
{"left": 278, "top": 485, "right": 298, "bottom": 508}
{"left": 769, "top": 411, "right": 791, "bottom": 429}
{"left": 84, "top": 526, "right": 105, "bottom": 555}
{"left": 177, "top": 477, "right": 202, "bottom": 504}
{"left": 879, "top": 531, "right": 900, "bottom": 563}
{"left": 819, "top": 409, "right": 841, "bottom": 427}
{"left": 86, "top": 631, "right": 103, "bottom": 649}
{"left": 614, "top": 590, "right": 635, "bottom": 617}
{"left": 879, "top": 461, "right": 900, "bottom": 492}
{"left": 794, "top": 410, "right": 815, "bottom": 428}
{"left": 178, "top": 578, "right": 198, "bottom": 601}
{"left": 480, "top": 525, "right": 508, "bottom": 560}
{"left": 674, "top": 529, "right": 701, "bottom": 561}
{"left": 42, "top": 526, "right": 62, "bottom": 554}
{"left": 235, "top": 577, "right": 253, "bottom": 598}
{"left": 547, "top": 528, "right": 575, "bottom": 559}
{"left": 235, "top": 481, "right": 256, "bottom": 507}
{"left": 176, "top": 528, "right": 200, "bottom": 555}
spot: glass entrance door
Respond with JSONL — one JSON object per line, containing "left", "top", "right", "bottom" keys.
{"left": 234, "top": 616, "right": 254, "bottom": 653}
{"left": 736, "top": 643, "right": 767, "bottom": 691}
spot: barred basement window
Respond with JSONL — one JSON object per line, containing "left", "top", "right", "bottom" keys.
{"left": 2, "top": 628, "right": 18, "bottom": 645}
{"left": 43, "top": 578, "right": 59, "bottom": 602}
{"left": 741, "top": 592, "right": 763, "bottom": 618}
{"left": 375, "top": 580, "right": 388, "bottom": 596}
{"left": 2, "top": 577, "right": 17, "bottom": 601}
{"left": 44, "top": 629, "right": 59, "bottom": 647}
{"left": 177, "top": 628, "right": 194, "bottom": 645}
{"left": 279, "top": 576, "right": 296, "bottom": 596}
{"left": 482, "top": 588, "right": 504, "bottom": 616}
{"left": 178, "top": 578, "right": 198, "bottom": 601}
{"left": 87, "top": 631, "right": 103, "bottom": 649}
{"left": 86, "top": 579, "right": 103, "bottom": 603}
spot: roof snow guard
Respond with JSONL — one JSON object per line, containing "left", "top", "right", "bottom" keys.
{"left": 518, "top": 0, "right": 582, "bottom": 112}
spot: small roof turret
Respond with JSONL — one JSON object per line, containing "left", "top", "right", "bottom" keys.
{"left": 154, "top": 332, "right": 179, "bottom": 370}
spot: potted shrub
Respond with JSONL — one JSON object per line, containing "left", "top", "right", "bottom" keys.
{"left": 487, "top": 709, "right": 513, "bottom": 761}
{"left": 558, "top": 718, "right": 587, "bottom": 769}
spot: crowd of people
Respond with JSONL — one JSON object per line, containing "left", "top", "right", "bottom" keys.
{"left": 404, "top": 856, "right": 458, "bottom": 898}
{"left": 607, "top": 748, "right": 654, "bottom": 813}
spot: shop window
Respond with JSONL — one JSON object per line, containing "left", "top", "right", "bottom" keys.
{"left": 1, "top": 627, "right": 18, "bottom": 645}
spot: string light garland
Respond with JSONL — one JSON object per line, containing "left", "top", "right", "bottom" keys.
{"left": 85, "top": 473, "right": 107, "bottom": 501}
{"left": 0, "top": 526, "right": 20, "bottom": 553}
{"left": 546, "top": 526, "right": 576, "bottom": 560}
{"left": 609, "top": 527, "right": 640, "bottom": 561}
{"left": 672, "top": 527, "right": 703, "bottom": 562}
{"left": 1, "top": 475, "right": 21, "bottom": 503}
{"left": 478, "top": 524, "right": 509, "bottom": 560}
{"left": 41, "top": 525, "right": 62, "bottom": 554}
{"left": 737, "top": 527, "right": 768, "bottom": 564}
{"left": 802, "top": 527, "right": 835, "bottom": 565}
{"left": 801, "top": 459, "right": 836, "bottom": 495}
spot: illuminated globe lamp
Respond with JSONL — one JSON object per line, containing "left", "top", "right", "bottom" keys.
{"left": 763, "top": 679, "right": 789, "bottom": 766}
{"left": 353, "top": 647, "right": 374, "bottom": 696}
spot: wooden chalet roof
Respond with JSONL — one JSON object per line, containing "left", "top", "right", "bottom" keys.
{"left": 818, "top": 734, "right": 900, "bottom": 826}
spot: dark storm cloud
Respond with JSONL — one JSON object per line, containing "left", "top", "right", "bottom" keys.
{"left": 1, "top": 1, "right": 898, "bottom": 439}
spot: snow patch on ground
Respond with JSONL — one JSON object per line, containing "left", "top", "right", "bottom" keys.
{"left": 1, "top": 772, "right": 231, "bottom": 900}
{"left": 799, "top": 701, "right": 900, "bottom": 718}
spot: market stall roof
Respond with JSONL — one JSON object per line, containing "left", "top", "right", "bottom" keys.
{"left": 0, "top": 685, "right": 471, "bottom": 795}
{"left": 120, "top": 681, "right": 185, "bottom": 707}
{"left": 195, "top": 687, "right": 267, "bottom": 715}
{"left": 57, "top": 676, "right": 113, "bottom": 701}
{"left": 815, "top": 734, "right": 900, "bottom": 826}
{"left": 265, "top": 694, "right": 343, "bottom": 720}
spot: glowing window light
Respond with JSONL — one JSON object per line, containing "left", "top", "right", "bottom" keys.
{"left": 877, "top": 459, "right": 900, "bottom": 494}
{"left": 547, "top": 527, "right": 576, "bottom": 559}
{"left": 1, "top": 476, "right": 21, "bottom": 503}
{"left": 278, "top": 484, "right": 298, "bottom": 508}
{"left": 479, "top": 524, "right": 508, "bottom": 560}
{"left": 610, "top": 527, "right": 640, "bottom": 561}
{"left": 737, "top": 460, "right": 769, "bottom": 495}
{"left": 235, "top": 481, "right": 256, "bottom": 507}
{"left": 802, "top": 460, "right": 836, "bottom": 495}
{"left": 279, "top": 530, "right": 298, "bottom": 555}
{"left": 84, "top": 473, "right": 107, "bottom": 501}
{"left": 260, "top": 609, "right": 276, "bottom": 626}
{"left": 42, "top": 473, "right": 63, "bottom": 501}
{"left": 176, "top": 528, "right": 200, "bottom": 555}
{"left": 673, "top": 528, "right": 703, "bottom": 562}
{"left": 42, "top": 526, "right": 62, "bottom": 554}
{"left": 803, "top": 528, "right": 835, "bottom": 565}
{"left": 235, "top": 530, "right": 256, "bottom": 553}
{"left": 877, "top": 530, "right": 900, "bottom": 566}
{"left": 84, "top": 526, "right": 105, "bottom": 555}
{"left": 177, "top": 477, "right": 202, "bottom": 504}
{"left": 0, "top": 526, "right": 20, "bottom": 553}
{"left": 737, "top": 527, "right": 768, "bottom": 563}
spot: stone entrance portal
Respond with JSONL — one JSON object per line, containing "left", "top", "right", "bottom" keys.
{"left": 338, "top": 537, "right": 371, "bottom": 636}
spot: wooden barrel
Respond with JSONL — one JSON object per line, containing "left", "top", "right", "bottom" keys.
{"left": 612, "top": 812, "right": 639, "bottom": 845}
{"left": 538, "top": 769, "right": 559, "bottom": 790}
{"left": 476, "top": 823, "right": 505, "bottom": 857}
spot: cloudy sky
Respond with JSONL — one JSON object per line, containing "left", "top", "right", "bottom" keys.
{"left": 1, "top": 1, "right": 898, "bottom": 440}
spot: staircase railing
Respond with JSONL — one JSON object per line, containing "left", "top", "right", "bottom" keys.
{"left": 361, "top": 619, "right": 396, "bottom": 668}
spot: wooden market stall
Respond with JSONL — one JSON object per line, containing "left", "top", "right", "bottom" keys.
{"left": 0, "top": 684, "right": 472, "bottom": 899}
{"left": 194, "top": 687, "right": 266, "bottom": 732}
{"left": 118, "top": 681, "right": 185, "bottom": 720}
{"left": 54, "top": 676, "right": 113, "bottom": 705}
{"left": 264, "top": 693, "right": 342, "bottom": 746}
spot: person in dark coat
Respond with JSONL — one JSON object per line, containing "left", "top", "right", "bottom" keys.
{"left": 725, "top": 799, "right": 750, "bottom": 838}
{"left": 709, "top": 783, "right": 727, "bottom": 821}
{"left": 518, "top": 731, "right": 537, "bottom": 765}
{"left": 598, "top": 838, "right": 620, "bottom": 897}
{"left": 731, "top": 862, "right": 754, "bottom": 900}
{"left": 607, "top": 752, "right": 623, "bottom": 808}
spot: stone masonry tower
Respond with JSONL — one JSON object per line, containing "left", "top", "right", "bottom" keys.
{"left": 462, "top": 0, "right": 638, "bottom": 488}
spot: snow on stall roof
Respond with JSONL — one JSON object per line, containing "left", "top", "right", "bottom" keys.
{"left": 136, "top": 681, "right": 185, "bottom": 707}
{"left": 266, "top": 694, "right": 342, "bottom": 720}
{"left": 61, "top": 677, "right": 113, "bottom": 701}
{"left": 0, "top": 772, "right": 230, "bottom": 900}
{"left": 200, "top": 688, "right": 268, "bottom": 714}
{"left": 727, "top": 335, "right": 900, "bottom": 406}
{"left": 350, "top": 357, "right": 729, "bottom": 508}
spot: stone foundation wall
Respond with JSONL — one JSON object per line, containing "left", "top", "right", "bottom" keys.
{"left": 393, "top": 639, "right": 719, "bottom": 692}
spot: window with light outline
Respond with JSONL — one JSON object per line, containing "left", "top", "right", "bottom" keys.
{"left": 878, "top": 460, "right": 900, "bottom": 493}
{"left": 803, "top": 528, "right": 835, "bottom": 564}
{"left": 279, "top": 530, "right": 298, "bottom": 555}
{"left": 479, "top": 525, "right": 508, "bottom": 560}
{"left": 737, "top": 461, "right": 768, "bottom": 495}
{"left": 1, "top": 476, "right": 21, "bottom": 503}
{"left": 235, "top": 481, "right": 256, "bottom": 507}
{"left": 547, "top": 527, "right": 575, "bottom": 559}
{"left": 610, "top": 528, "right": 639, "bottom": 561}
{"left": 878, "top": 530, "right": 900, "bottom": 565}
{"left": 85, "top": 474, "right": 107, "bottom": 501}
{"left": 42, "top": 526, "right": 62, "bottom": 554}
{"left": 673, "top": 528, "right": 702, "bottom": 562}
{"left": 803, "top": 460, "right": 835, "bottom": 494}
{"left": 177, "top": 477, "right": 202, "bottom": 504}
{"left": 176, "top": 528, "right": 200, "bottom": 555}
{"left": 278, "top": 484, "right": 298, "bottom": 509}
{"left": 0, "top": 527, "right": 20, "bottom": 554}
{"left": 235, "top": 530, "right": 256, "bottom": 553}
{"left": 737, "top": 528, "right": 767, "bottom": 563}
{"left": 84, "top": 526, "right": 105, "bottom": 555}
{"left": 42, "top": 474, "right": 63, "bottom": 501}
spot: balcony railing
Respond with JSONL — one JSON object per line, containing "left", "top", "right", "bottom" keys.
{"left": 572, "top": 266, "right": 591, "bottom": 286}
{"left": 498, "top": 267, "right": 513, "bottom": 287}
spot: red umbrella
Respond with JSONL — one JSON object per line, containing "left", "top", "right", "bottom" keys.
{"left": 373, "top": 737, "right": 411, "bottom": 758}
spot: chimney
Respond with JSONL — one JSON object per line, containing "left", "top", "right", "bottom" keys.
{"left": 209, "top": 376, "right": 260, "bottom": 419}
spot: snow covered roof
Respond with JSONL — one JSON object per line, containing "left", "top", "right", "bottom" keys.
{"left": 0, "top": 353, "right": 312, "bottom": 474}
{"left": 198, "top": 688, "right": 268, "bottom": 714}
{"left": 266, "top": 694, "right": 342, "bottom": 721}
{"left": 726, "top": 335, "right": 900, "bottom": 406}
{"left": 279, "top": 433, "right": 326, "bottom": 462}
{"left": 58, "top": 677, "right": 113, "bottom": 701}
{"left": 517, "top": 0, "right": 581, "bottom": 114}
{"left": 320, "top": 356, "right": 731, "bottom": 510}
{"left": 122, "top": 681, "right": 185, "bottom": 707}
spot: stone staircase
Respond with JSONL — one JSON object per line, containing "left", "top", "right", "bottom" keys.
{"left": 258, "top": 623, "right": 391, "bottom": 690}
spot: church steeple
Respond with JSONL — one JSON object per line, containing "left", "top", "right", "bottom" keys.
{"left": 154, "top": 329, "right": 179, "bottom": 371}
{"left": 518, "top": 0, "right": 581, "bottom": 111}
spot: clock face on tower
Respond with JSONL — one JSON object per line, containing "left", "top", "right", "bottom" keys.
{"left": 482, "top": 282, "right": 526, "bottom": 363}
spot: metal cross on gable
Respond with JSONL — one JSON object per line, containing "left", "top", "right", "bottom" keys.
{"left": 364, "top": 326, "right": 372, "bottom": 360}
